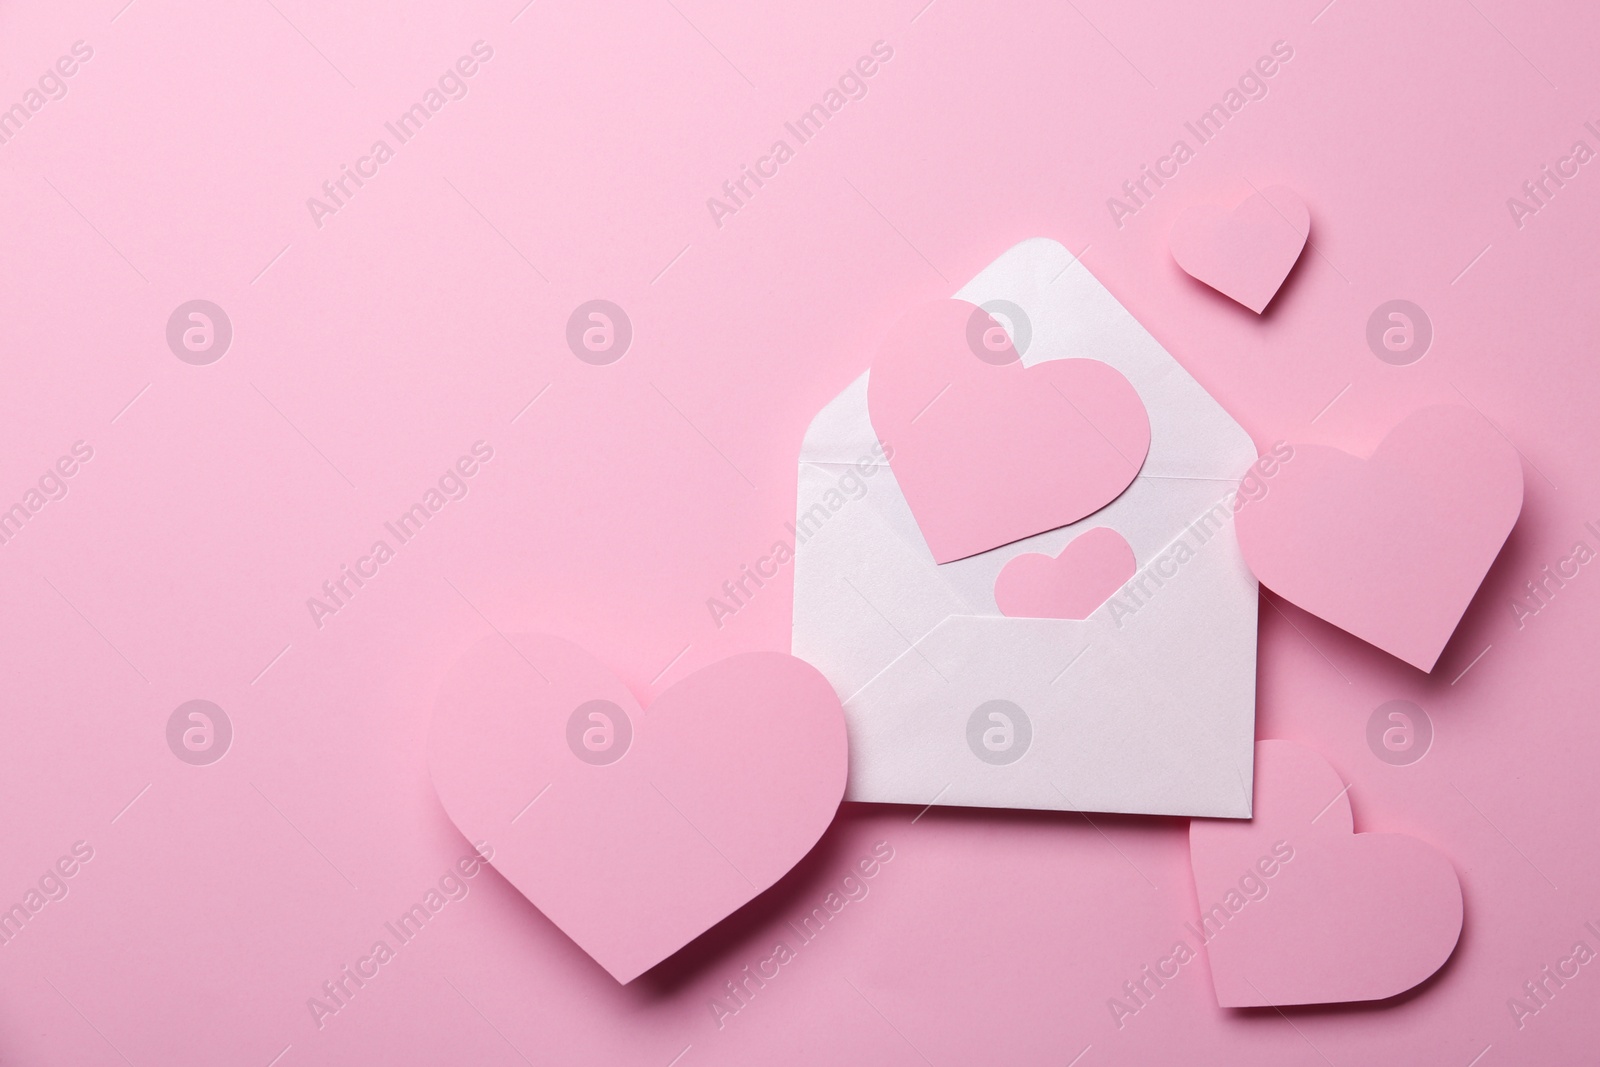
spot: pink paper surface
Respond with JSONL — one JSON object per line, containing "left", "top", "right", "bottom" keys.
{"left": 1189, "top": 740, "right": 1463, "bottom": 1007}
{"left": 428, "top": 636, "right": 847, "bottom": 983}
{"left": 1169, "top": 184, "right": 1309, "bottom": 312}
{"left": 994, "top": 526, "right": 1137, "bottom": 619}
{"left": 868, "top": 298, "right": 1150, "bottom": 562}
{"left": 5, "top": 2, "right": 1600, "bottom": 1064}
{"left": 1236, "top": 405, "right": 1524, "bottom": 671}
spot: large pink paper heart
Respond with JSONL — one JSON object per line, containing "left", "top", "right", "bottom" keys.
{"left": 868, "top": 299, "right": 1150, "bottom": 563}
{"left": 1169, "top": 185, "right": 1309, "bottom": 313}
{"left": 994, "top": 526, "right": 1136, "bottom": 619}
{"left": 1189, "top": 740, "right": 1463, "bottom": 1006}
{"left": 428, "top": 634, "right": 847, "bottom": 983}
{"left": 1236, "top": 406, "right": 1522, "bottom": 671}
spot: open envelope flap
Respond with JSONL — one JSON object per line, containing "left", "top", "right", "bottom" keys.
{"left": 837, "top": 516, "right": 1257, "bottom": 818}
{"left": 798, "top": 237, "right": 1258, "bottom": 480}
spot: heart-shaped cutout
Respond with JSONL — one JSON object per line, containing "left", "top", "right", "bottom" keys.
{"left": 868, "top": 299, "right": 1151, "bottom": 563}
{"left": 1189, "top": 740, "right": 1463, "bottom": 1006}
{"left": 429, "top": 634, "right": 847, "bottom": 983}
{"left": 1235, "top": 406, "right": 1523, "bottom": 671}
{"left": 1170, "top": 185, "right": 1309, "bottom": 313}
{"left": 994, "top": 526, "right": 1136, "bottom": 619}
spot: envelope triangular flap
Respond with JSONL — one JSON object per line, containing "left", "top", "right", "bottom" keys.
{"left": 799, "top": 237, "right": 1258, "bottom": 481}
{"left": 797, "top": 373, "right": 879, "bottom": 466}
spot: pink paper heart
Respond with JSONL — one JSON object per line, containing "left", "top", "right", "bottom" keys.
{"left": 868, "top": 299, "right": 1151, "bottom": 563}
{"left": 1169, "top": 185, "right": 1309, "bottom": 313}
{"left": 1189, "top": 740, "right": 1463, "bottom": 1006}
{"left": 428, "top": 634, "right": 847, "bottom": 983}
{"left": 1235, "top": 406, "right": 1523, "bottom": 671}
{"left": 994, "top": 526, "right": 1136, "bottom": 619}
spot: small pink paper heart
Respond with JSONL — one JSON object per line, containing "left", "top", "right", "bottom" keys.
{"left": 429, "top": 634, "right": 847, "bottom": 983}
{"left": 1170, "top": 185, "right": 1309, "bottom": 313}
{"left": 1189, "top": 740, "right": 1463, "bottom": 1006}
{"left": 868, "top": 299, "right": 1151, "bottom": 563}
{"left": 994, "top": 527, "right": 1136, "bottom": 619}
{"left": 1235, "top": 406, "right": 1523, "bottom": 671}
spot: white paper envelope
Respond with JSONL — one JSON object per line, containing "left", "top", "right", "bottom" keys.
{"left": 792, "top": 237, "right": 1260, "bottom": 818}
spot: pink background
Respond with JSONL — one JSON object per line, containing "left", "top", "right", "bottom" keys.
{"left": 2, "top": 0, "right": 1598, "bottom": 1063}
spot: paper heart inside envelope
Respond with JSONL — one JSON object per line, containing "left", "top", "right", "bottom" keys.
{"left": 868, "top": 299, "right": 1151, "bottom": 563}
{"left": 428, "top": 635, "right": 847, "bottom": 983}
{"left": 994, "top": 527, "right": 1136, "bottom": 619}
{"left": 1235, "top": 405, "right": 1523, "bottom": 671}
{"left": 1169, "top": 185, "right": 1309, "bottom": 313}
{"left": 1189, "top": 740, "right": 1463, "bottom": 1006}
